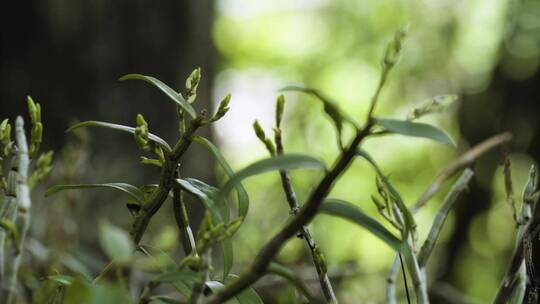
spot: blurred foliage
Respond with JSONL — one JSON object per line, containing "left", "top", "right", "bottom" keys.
{"left": 211, "top": 0, "right": 540, "bottom": 302}
{"left": 0, "top": 0, "right": 539, "bottom": 303}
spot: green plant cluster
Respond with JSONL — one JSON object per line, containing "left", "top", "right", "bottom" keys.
{"left": 1, "top": 30, "right": 534, "bottom": 304}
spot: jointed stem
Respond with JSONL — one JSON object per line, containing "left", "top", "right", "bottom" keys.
{"left": 173, "top": 169, "right": 197, "bottom": 256}
{"left": 274, "top": 128, "right": 337, "bottom": 303}
{"left": 0, "top": 117, "right": 31, "bottom": 304}
{"left": 205, "top": 122, "right": 374, "bottom": 303}
{"left": 130, "top": 117, "right": 203, "bottom": 244}
{"left": 386, "top": 133, "right": 511, "bottom": 304}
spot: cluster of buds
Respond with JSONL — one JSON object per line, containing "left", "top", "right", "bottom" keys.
{"left": 204, "top": 93, "right": 231, "bottom": 124}
{"left": 382, "top": 28, "right": 406, "bottom": 70}
{"left": 27, "top": 96, "right": 43, "bottom": 157}
{"left": 185, "top": 67, "right": 201, "bottom": 104}
{"left": 29, "top": 151, "right": 54, "bottom": 189}
{"left": 0, "top": 119, "right": 12, "bottom": 157}
{"left": 196, "top": 213, "right": 242, "bottom": 253}
{"left": 134, "top": 114, "right": 164, "bottom": 167}
{"left": 252, "top": 120, "right": 276, "bottom": 155}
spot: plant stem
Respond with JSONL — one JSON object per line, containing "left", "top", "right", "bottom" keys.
{"left": 366, "top": 68, "right": 389, "bottom": 120}
{"left": 173, "top": 169, "right": 197, "bottom": 256}
{"left": 274, "top": 128, "right": 337, "bottom": 303}
{"left": 392, "top": 204, "right": 429, "bottom": 304}
{"left": 386, "top": 256, "right": 400, "bottom": 304}
{"left": 205, "top": 122, "right": 374, "bottom": 304}
{"left": 0, "top": 158, "right": 17, "bottom": 281}
{"left": 386, "top": 133, "right": 511, "bottom": 304}
{"left": 417, "top": 169, "right": 474, "bottom": 267}
{"left": 0, "top": 117, "right": 31, "bottom": 304}
{"left": 494, "top": 166, "right": 537, "bottom": 303}
{"left": 413, "top": 132, "right": 511, "bottom": 212}
{"left": 130, "top": 117, "right": 202, "bottom": 244}
{"left": 188, "top": 249, "right": 212, "bottom": 304}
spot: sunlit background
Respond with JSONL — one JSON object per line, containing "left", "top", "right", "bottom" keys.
{"left": 2, "top": 0, "right": 540, "bottom": 303}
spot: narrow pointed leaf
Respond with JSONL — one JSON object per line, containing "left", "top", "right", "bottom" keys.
{"left": 120, "top": 74, "right": 196, "bottom": 118}
{"left": 226, "top": 275, "right": 264, "bottom": 304}
{"left": 206, "top": 276, "right": 264, "bottom": 304}
{"left": 46, "top": 274, "right": 74, "bottom": 286}
{"left": 280, "top": 86, "right": 357, "bottom": 126}
{"left": 152, "top": 271, "right": 199, "bottom": 284}
{"left": 193, "top": 136, "right": 249, "bottom": 218}
{"left": 220, "top": 154, "right": 326, "bottom": 199}
{"left": 98, "top": 221, "right": 134, "bottom": 262}
{"left": 67, "top": 121, "right": 171, "bottom": 152}
{"left": 174, "top": 178, "right": 234, "bottom": 279}
{"left": 375, "top": 118, "right": 455, "bottom": 147}
{"left": 357, "top": 150, "right": 416, "bottom": 237}
{"left": 46, "top": 183, "right": 145, "bottom": 204}
{"left": 221, "top": 239, "right": 234, "bottom": 281}
{"left": 320, "top": 199, "right": 402, "bottom": 251}
{"left": 267, "top": 263, "right": 320, "bottom": 303}
{"left": 175, "top": 178, "right": 225, "bottom": 223}
{"left": 150, "top": 295, "right": 183, "bottom": 304}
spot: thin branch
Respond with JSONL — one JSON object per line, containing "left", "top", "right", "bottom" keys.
{"left": 205, "top": 121, "right": 375, "bottom": 304}
{"left": 172, "top": 169, "right": 197, "bottom": 256}
{"left": 494, "top": 166, "right": 537, "bottom": 303}
{"left": 274, "top": 127, "right": 337, "bottom": 303}
{"left": 130, "top": 117, "right": 203, "bottom": 244}
{"left": 386, "top": 255, "right": 400, "bottom": 304}
{"left": 387, "top": 133, "right": 511, "bottom": 304}
{"left": 413, "top": 132, "right": 511, "bottom": 212}
{"left": 392, "top": 204, "right": 429, "bottom": 304}
{"left": 188, "top": 249, "right": 212, "bottom": 304}
{"left": 417, "top": 169, "right": 474, "bottom": 267}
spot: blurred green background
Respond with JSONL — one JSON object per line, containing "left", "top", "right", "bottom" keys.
{"left": 2, "top": 0, "right": 540, "bottom": 303}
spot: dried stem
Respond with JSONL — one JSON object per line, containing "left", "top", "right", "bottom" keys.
{"left": 274, "top": 127, "right": 337, "bottom": 303}
{"left": 205, "top": 121, "right": 374, "bottom": 303}
{"left": 494, "top": 166, "right": 537, "bottom": 303}
{"left": 413, "top": 132, "right": 512, "bottom": 212}
{"left": 387, "top": 133, "right": 511, "bottom": 304}
{"left": 0, "top": 117, "right": 31, "bottom": 304}
{"left": 417, "top": 169, "right": 474, "bottom": 267}
{"left": 0, "top": 158, "right": 17, "bottom": 281}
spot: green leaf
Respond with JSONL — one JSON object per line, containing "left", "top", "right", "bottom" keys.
{"left": 174, "top": 178, "right": 234, "bottom": 279}
{"left": 46, "top": 274, "right": 74, "bottom": 286}
{"left": 67, "top": 120, "right": 171, "bottom": 152}
{"left": 150, "top": 295, "right": 183, "bottom": 304}
{"left": 64, "top": 278, "right": 131, "bottom": 304}
{"left": 119, "top": 74, "right": 197, "bottom": 119}
{"left": 320, "top": 199, "right": 402, "bottom": 251}
{"left": 98, "top": 220, "right": 134, "bottom": 262}
{"left": 375, "top": 118, "right": 455, "bottom": 147}
{"left": 153, "top": 270, "right": 199, "bottom": 297}
{"left": 193, "top": 136, "right": 249, "bottom": 218}
{"left": 226, "top": 275, "right": 264, "bottom": 304}
{"left": 221, "top": 239, "right": 234, "bottom": 281}
{"left": 267, "top": 263, "right": 320, "bottom": 303}
{"left": 46, "top": 183, "right": 146, "bottom": 205}
{"left": 175, "top": 178, "right": 225, "bottom": 223}
{"left": 220, "top": 154, "right": 326, "bottom": 199}
{"left": 33, "top": 280, "right": 65, "bottom": 304}
{"left": 357, "top": 150, "right": 416, "bottom": 237}
{"left": 281, "top": 86, "right": 359, "bottom": 147}
{"left": 206, "top": 277, "right": 264, "bottom": 304}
